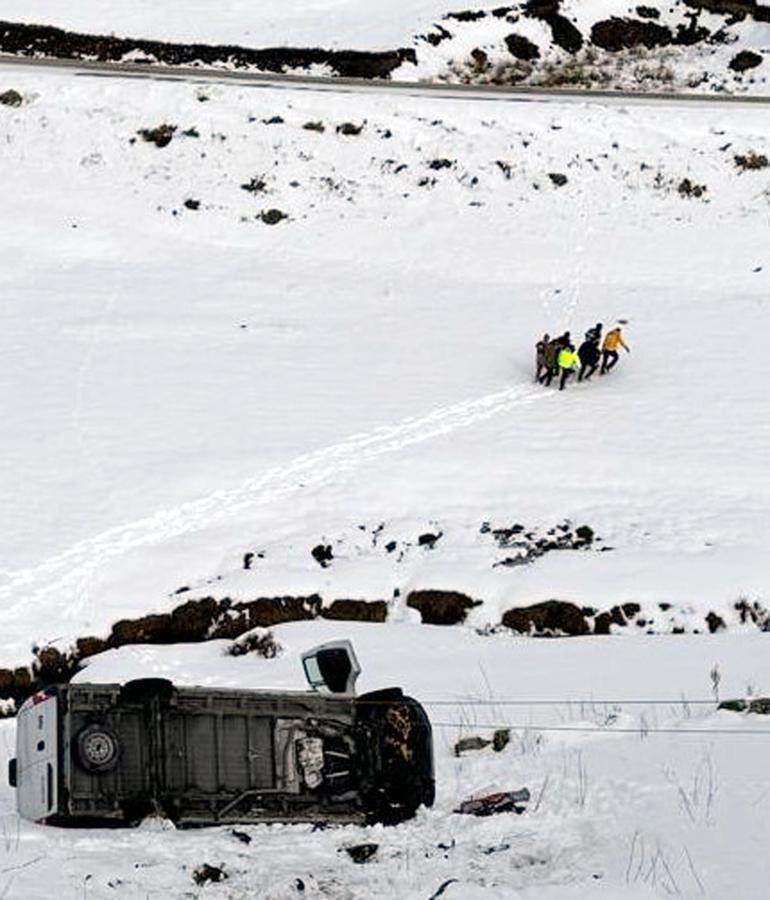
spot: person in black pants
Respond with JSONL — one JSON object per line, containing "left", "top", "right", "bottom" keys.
{"left": 577, "top": 337, "right": 600, "bottom": 382}
{"left": 557, "top": 343, "right": 579, "bottom": 391}
{"left": 535, "top": 333, "right": 550, "bottom": 383}
{"left": 540, "top": 335, "right": 560, "bottom": 386}
{"left": 600, "top": 327, "right": 631, "bottom": 374}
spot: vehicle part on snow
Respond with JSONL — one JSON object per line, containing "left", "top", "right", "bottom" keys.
{"left": 453, "top": 728, "right": 510, "bottom": 756}
{"left": 455, "top": 788, "right": 531, "bottom": 816}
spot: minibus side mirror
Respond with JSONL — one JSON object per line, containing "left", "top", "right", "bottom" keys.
{"left": 8, "top": 758, "right": 17, "bottom": 789}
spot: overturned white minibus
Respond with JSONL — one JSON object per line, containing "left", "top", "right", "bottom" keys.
{"left": 8, "top": 641, "right": 434, "bottom": 827}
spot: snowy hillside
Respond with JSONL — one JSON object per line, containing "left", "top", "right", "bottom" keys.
{"left": 0, "top": 68, "right": 769, "bottom": 666}
{"left": 0, "top": 0, "right": 768, "bottom": 93}
{"left": 1, "top": 11, "right": 770, "bottom": 897}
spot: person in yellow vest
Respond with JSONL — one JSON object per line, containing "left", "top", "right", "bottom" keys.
{"left": 557, "top": 343, "right": 580, "bottom": 391}
{"left": 600, "top": 327, "right": 630, "bottom": 374}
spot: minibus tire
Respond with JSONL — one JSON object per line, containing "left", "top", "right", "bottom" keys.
{"left": 75, "top": 723, "right": 120, "bottom": 773}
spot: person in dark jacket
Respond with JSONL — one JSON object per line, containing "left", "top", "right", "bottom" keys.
{"left": 585, "top": 322, "right": 602, "bottom": 344}
{"left": 539, "top": 336, "right": 561, "bottom": 386}
{"left": 535, "top": 333, "right": 550, "bottom": 382}
{"left": 578, "top": 337, "right": 600, "bottom": 381}
{"left": 540, "top": 331, "right": 572, "bottom": 387}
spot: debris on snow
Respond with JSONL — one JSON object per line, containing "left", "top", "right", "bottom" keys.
{"left": 454, "top": 735, "right": 492, "bottom": 755}
{"left": 417, "top": 531, "right": 443, "bottom": 549}
{"left": 427, "top": 158, "right": 454, "bottom": 170}
{"left": 455, "top": 788, "right": 531, "bottom": 816}
{"left": 137, "top": 124, "right": 176, "bottom": 147}
{"left": 336, "top": 122, "right": 364, "bottom": 136}
{"left": 719, "top": 697, "right": 770, "bottom": 714}
{"left": 454, "top": 728, "right": 510, "bottom": 756}
{"left": 0, "top": 88, "right": 23, "bottom": 107}
{"left": 678, "top": 177, "right": 707, "bottom": 198}
{"left": 734, "top": 151, "right": 768, "bottom": 171}
{"left": 241, "top": 175, "right": 268, "bottom": 193}
{"left": 192, "top": 863, "right": 228, "bottom": 885}
{"left": 729, "top": 50, "right": 763, "bottom": 72}
{"left": 311, "top": 543, "right": 334, "bottom": 568}
{"left": 261, "top": 208, "right": 288, "bottom": 225}
{"left": 343, "top": 843, "right": 379, "bottom": 864}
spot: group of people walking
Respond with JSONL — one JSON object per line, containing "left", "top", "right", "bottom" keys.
{"left": 536, "top": 323, "right": 630, "bottom": 390}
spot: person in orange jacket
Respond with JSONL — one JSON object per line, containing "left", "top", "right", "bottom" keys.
{"left": 600, "top": 327, "right": 630, "bottom": 374}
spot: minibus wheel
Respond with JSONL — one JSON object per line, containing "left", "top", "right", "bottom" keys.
{"left": 75, "top": 723, "right": 120, "bottom": 773}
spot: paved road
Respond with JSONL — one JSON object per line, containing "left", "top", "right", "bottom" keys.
{"left": 2, "top": 52, "right": 770, "bottom": 108}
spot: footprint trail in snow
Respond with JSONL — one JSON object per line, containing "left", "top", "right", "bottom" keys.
{"left": 0, "top": 381, "right": 552, "bottom": 624}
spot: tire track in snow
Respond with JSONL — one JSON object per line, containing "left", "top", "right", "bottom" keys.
{"left": 0, "top": 382, "right": 551, "bottom": 618}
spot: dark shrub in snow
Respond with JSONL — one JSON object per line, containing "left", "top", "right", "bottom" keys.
{"left": 320, "top": 599, "right": 388, "bottom": 622}
{"left": 311, "top": 543, "right": 334, "bottom": 567}
{"left": 593, "top": 603, "right": 641, "bottom": 634}
{"left": 261, "top": 208, "right": 288, "bottom": 225}
{"left": 428, "top": 158, "right": 454, "bottom": 170}
{"left": 505, "top": 33, "right": 541, "bottom": 60}
{"left": 678, "top": 177, "right": 707, "bottom": 198}
{"left": 226, "top": 629, "right": 282, "bottom": 658}
{"left": 407, "top": 590, "right": 481, "bottom": 625}
{"left": 137, "top": 124, "right": 176, "bottom": 147}
{"left": 502, "top": 600, "right": 590, "bottom": 636}
{"left": 210, "top": 595, "right": 322, "bottom": 638}
{"left": 336, "top": 122, "right": 364, "bottom": 135}
{"left": 734, "top": 151, "right": 768, "bottom": 171}
{"left": 729, "top": 50, "right": 763, "bottom": 71}
{"left": 0, "top": 20, "right": 413, "bottom": 79}
{"left": 591, "top": 17, "right": 674, "bottom": 51}
{"left": 418, "top": 532, "right": 443, "bottom": 549}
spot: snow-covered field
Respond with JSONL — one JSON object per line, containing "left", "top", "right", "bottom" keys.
{"left": 1, "top": 69, "right": 769, "bottom": 661}
{"left": 1, "top": 8, "right": 770, "bottom": 895}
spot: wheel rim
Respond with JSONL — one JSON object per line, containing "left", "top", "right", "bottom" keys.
{"left": 83, "top": 732, "right": 115, "bottom": 765}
